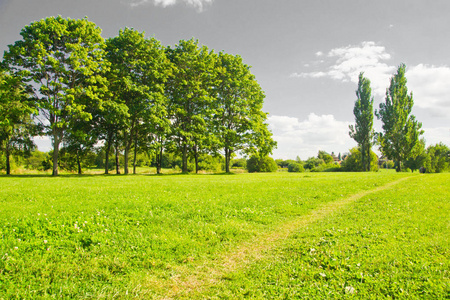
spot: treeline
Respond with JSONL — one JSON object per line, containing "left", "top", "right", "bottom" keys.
{"left": 0, "top": 16, "right": 276, "bottom": 175}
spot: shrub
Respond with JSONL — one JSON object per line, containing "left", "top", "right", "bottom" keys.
{"left": 247, "top": 156, "right": 278, "bottom": 173}
{"left": 288, "top": 163, "right": 305, "bottom": 173}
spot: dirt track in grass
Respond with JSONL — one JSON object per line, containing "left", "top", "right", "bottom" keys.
{"left": 155, "top": 176, "right": 412, "bottom": 299}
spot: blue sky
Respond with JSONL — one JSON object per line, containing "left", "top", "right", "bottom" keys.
{"left": 1, "top": 0, "right": 449, "bottom": 158}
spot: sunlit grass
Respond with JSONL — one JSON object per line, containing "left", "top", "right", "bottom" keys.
{"left": 0, "top": 171, "right": 429, "bottom": 298}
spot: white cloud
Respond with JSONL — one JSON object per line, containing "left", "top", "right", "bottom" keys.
{"left": 128, "top": 0, "right": 213, "bottom": 11}
{"left": 406, "top": 64, "right": 450, "bottom": 117}
{"left": 422, "top": 127, "right": 450, "bottom": 147}
{"left": 268, "top": 114, "right": 356, "bottom": 159}
{"left": 292, "top": 41, "right": 395, "bottom": 95}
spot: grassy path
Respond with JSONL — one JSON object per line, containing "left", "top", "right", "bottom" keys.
{"left": 157, "top": 177, "right": 412, "bottom": 299}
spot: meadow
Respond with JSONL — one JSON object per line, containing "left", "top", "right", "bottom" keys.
{"left": 0, "top": 172, "right": 448, "bottom": 299}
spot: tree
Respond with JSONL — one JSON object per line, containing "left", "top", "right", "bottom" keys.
{"left": 166, "top": 39, "right": 217, "bottom": 173}
{"left": 349, "top": 73, "right": 374, "bottom": 171}
{"left": 3, "top": 16, "right": 109, "bottom": 176}
{"left": 404, "top": 138, "right": 427, "bottom": 172}
{"left": 106, "top": 28, "right": 171, "bottom": 174}
{"left": 214, "top": 53, "right": 276, "bottom": 172}
{"left": 0, "top": 70, "right": 37, "bottom": 174}
{"left": 317, "top": 150, "right": 333, "bottom": 164}
{"left": 424, "top": 143, "right": 450, "bottom": 173}
{"left": 376, "top": 64, "right": 423, "bottom": 172}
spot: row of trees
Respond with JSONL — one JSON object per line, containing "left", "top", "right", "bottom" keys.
{"left": 350, "top": 64, "right": 425, "bottom": 172}
{"left": 0, "top": 16, "right": 276, "bottom": 175}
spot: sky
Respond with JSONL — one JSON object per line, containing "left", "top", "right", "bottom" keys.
{"left": 1, "top": 0, "right": 449, "bottom": 159}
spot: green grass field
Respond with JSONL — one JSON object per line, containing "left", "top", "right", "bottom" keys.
{"left": 0, "top": 172, "right": 448, "bottom": 299}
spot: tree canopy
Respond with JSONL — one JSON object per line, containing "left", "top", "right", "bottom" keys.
{"left": 376, "top": 64, "right": 423, "bottom": 172}
{"left": 0, "top": 17, "right": 276, "bottom": 175}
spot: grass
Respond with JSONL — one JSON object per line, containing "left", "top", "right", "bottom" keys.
{"left": 0, "top": 171, "right": 447, "bottom": 298}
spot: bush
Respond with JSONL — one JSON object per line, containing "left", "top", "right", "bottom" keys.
{"left": 341, "top": 147, "right": 378, "bottom": 172}
{"left": 288, "top": 163, "right": 305, "bottom": 173}
{"left": 247, "top": 156, "right": 278, "bottom": 173}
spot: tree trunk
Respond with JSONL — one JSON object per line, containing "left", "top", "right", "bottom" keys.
{"left": 194, "top": 145, "right": 199, "bottom": 174}
{"left": 156, "top": 141, "right": 162, "bottom": 174}
{"left": 104, "top": 133, "right": 113, "bottom": 175}
{"left": 133, "top": 134, "right": 138, "bottom": 175}
{"left": 115, "top": 143, "right": 120, "bottom": 174}
{"left": 52, "top": 132, "right": 61, "bottom": 176}
{"left": 124, "top": 131, "right": 129, "bottom": 175}
{"left": 367, "top": 147, "right": 371, "bottom": 172}
{"left": 182, "top": 141, "right": 188, "bottom": 173}
{"left": 225, "top": 147, "right": 230, "bottom": 173}
{"left": 5, "top": 144, "right": 11, "bottom": 175}
{"left": 76, "top": 149, "right": 82, "bottom": 175}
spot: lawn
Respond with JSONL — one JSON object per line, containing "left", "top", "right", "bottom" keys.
{"left": 0, "top": 172, "right": 448, "bottom": 299}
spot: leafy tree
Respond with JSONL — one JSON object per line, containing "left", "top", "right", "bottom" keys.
{"left": 317, "top": 150, "right": 333, "bottom": 164}
{"left": 424, "top": 143, "right": 450, "bottom": 173}
{"left": 3, "top": 16, "right": 109, "bottom": 175}
{"left": 106, "top": 28, "right": 171, "bottom": 174}
{"left": 214, "top": 53, "right": 276, "bottom": 172}
{"left": 304, "top": 157, "right": 324, "bottom": 170}
{"left": 404, "top": 138, "right": 427, "bottom": 172}
{"left": 376, "top": 64, "right": 423, "bottom": 172}
{"left": 0, "top": 70, "right": 37, "bottom": 174}
{"left": 341, "top": 147, "right": 378, "bottom": 172}
{"left": 166, "top": 39, "right": 217, "bottom": 173}
{"left": 349, "top": 73, "right": 374, "bottom": 171}
{"left": 246, "top": 155, "right": 278, "bottom": 173}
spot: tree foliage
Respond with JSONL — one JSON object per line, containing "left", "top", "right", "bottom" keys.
{"left": 424, "top": 143, "right": 450, "bottom": 173}
{"left": 3, "top": 16, "right": 109, "bottom": 175}
{"left": 376, "top": 64, "right": 423, "bottom": 172}
{"left": 349, "top": 73, "right": 374, "bottom": 171}
{"left": 0, "top": 70, "right": 36, "bottom": 174}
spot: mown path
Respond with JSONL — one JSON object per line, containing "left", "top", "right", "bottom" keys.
{"left": 156, "top": 176, "right": 411, "bottom": 299}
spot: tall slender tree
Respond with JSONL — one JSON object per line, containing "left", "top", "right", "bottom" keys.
{"left": 3, "top": 16, "right": 109, "bottom": 175}
{"left": 376, "top": 64, "right": 423, "bottom": 172}
{"left": 349, "top": 72, "right": 374, "bottom": 171}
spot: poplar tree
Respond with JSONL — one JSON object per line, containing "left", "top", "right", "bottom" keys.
{"left": 3, "top": 16, "right": 109, "bottom": 175}
{"left": 376, "top": 64, "right": 423, "bottom": 172}
{"left": 349, "top": 72, "right": 374, "bottom": 171}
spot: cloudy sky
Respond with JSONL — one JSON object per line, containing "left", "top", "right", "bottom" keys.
{"left": 1, "top": 0, "right": 449, "bottom": 159}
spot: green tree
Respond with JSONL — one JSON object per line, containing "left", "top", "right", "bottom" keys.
{"left": 317, "top": 150, "right": 333, "bottom": 164}
{"left": 376, "top": 64, "right": 423, "bottom": 172}
{"left": 166, "top": 39, "right": 217, "bottom": 173}
{"left": 214, "top": 53, "right": 276, "bottom": 172}
{"left": 424, "top": 143, "right": 450, "bottom": 173}
{"left": 3, "top": 16, "right": 109, "bottom": 176}
{"left": 404, "top": 138, "right": 427, "bottom": 172}
{"left": 349, "top": 73, "right": 374, "bottom": 171}
{"left": 0, "top": 70, "right": 37, "bottom": 174}
{"left": 106, "top": 28, "right": 171, "bottom": 174}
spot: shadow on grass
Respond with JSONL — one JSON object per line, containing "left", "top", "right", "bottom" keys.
{"left": 0, "top": 171, "right": 244, "bottom": 178}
